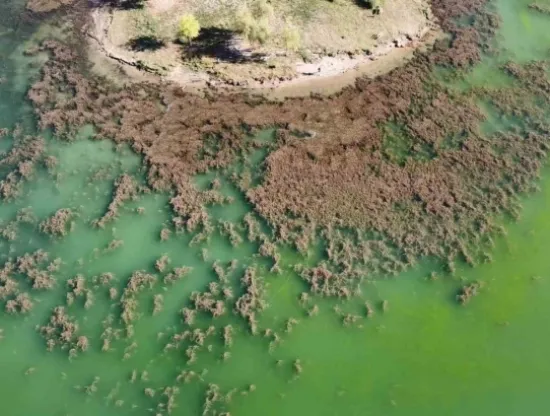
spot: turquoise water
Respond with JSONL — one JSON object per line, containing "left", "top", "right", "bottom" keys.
{"left": 0, "top": 0, "right": 550, "bottom": 415}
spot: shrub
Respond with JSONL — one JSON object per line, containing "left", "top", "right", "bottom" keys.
{"left": 249, "top": 0, "right": 274, "bottom": 19}
{"left": 361, "top": 0, "right": 383, "bottom": 10}
{"left": 132, "top": 10, "right": 160, "bottom": 38}
{"left": 282, "top": 25, "right": 301, "bottom": 51}
{"left": 178, "top": 14, "right": 201, "bottom": 43}
{"left": 233, "top": 0, "right": 273, "bottom": 45}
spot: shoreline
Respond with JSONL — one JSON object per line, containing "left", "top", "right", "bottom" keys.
{"left": 246, "top": 27, "right": 444, "bottom": 100}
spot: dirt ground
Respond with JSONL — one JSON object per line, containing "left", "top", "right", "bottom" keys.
{"left": 85, "top": 0, "right": 437, "bottom": 97}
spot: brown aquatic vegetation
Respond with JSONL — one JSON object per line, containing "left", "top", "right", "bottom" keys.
{"left": 155, "top": 255, "right": 170, "bottom": 273}
{"left": 93, "top": 272, "right": 115, "bottom": 287}
{"left": 190, "top": 289, "right": 226, "bottom": 318}
{"left": 158, "top": 386, "right": 180, "bottom": 415}
{"left": 259, "top": 240, "right": 281, "bottom": 272}
{"left": 221, "top": 221, "right": 244, "bottom": 247}
{"left": 39, "top": 208, "right": 74, "bottom": 237}
{"left": 0, "top": 134, "right": 45, "bottom": 200}
{"left": 0, "top": 221, "right": 19, "bottom": 241}
{"left": 285, "top": 318, "right": 299, "bottom": 333}
{"left": 160, "top": 227, "right": 171, "bottom": 241}
{"left": 243, "top": 213, "right": 266, "bottom": 242}
{"left": 299, "top": 263, "right": 356, "bottom": 298}
{"left": 16, "top": 207, "right": 37, "bottom": 224}
{"left": 17, "top": 250, "right": 57, "bottom": 290}
{"left": 234, "top": 267, "right": 266, "bottom": 334}
{"left": 163, "top": 266, "right": 192, "bottom": 285}
{"left": 27, "top": 0, "right": 550, "bottom": 296}
{"left": 152, "top": 294, "right": 164, "bottom": 315}
{"left": 104, "top": 239, "right": 124, "bottom": 252}
{"left": 94, "top": 174, "right": 138, "bottom": 228}
{"left": 84, "top": 376, "right": 100, "bottom": 395}
{"left": 120, "top": 270, "right": 156, "bottom": 325}
{"left": 40, "top": 305, "right": 82, "bottom": 353}
{"left": 171, "top": 181, "right": 230, "bottom": 234}
{"left": 66, "top": 274, "right": 95, "bottom": 308}
{"left": 176, "top": 369, "right": 197, "bottom": 384}
{"left": 212, "top": 260, "right": 238, "bottom": 284}
{"left": 0, "top": 173, "right": 23, "bottom": 201}
{"left": 365, "top": 301, "right": 374, "bottom": 318}
{"left": 67, "top": 274, "right": 86, "bottom": 297}
{"left": 43, "top": 155, "right": 58, "bottom": 172}
{"left": 308, "top": 304, "right": 319, "bottom": 317}
{"left": 5, "top": 293, "right": 34, "bottom": 314}
{"left": 457, "top": 281, "right": 483, "bottom": 304}
{"left": 293, "top": 359, "right": 303, "bottom": 375}
{"left": 181, "top": 307, "right": 196, "bottom": 325}
{"left": 0, "top": 261, "right": 18, "bottom": 300}
{"left": 202, "top": 383, "right": 230, "bottom": 416}
{"left": 342, "top": 313, "right": 361, "bottom": 327}
{"left": 76, "top": 335, "right": 89, "bottom": 351}
{"left": 222, "top": 325, "right": 233, "bottom": 347}
{"left": 123, "top": 341, "right": 138, "bottom": 360}
{"left": 529, "top": 3, "right": 550, "bottom": 15}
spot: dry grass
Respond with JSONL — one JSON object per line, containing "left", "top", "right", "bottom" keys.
{"left": 144, "top": 0, "right": 431, "bottom": 53}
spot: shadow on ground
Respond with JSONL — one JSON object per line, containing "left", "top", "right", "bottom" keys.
{"left": 128, "top": 36, "right": 165, "bottom": 52}
{"left": 184, "top": 28, "right": 266, "bottom": 64}
{"left": 89, "top": 0, "right": 146, "bottom": 10}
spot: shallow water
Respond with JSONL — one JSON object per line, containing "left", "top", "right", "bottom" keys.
{"left": 1, "top": 0, "right": 550, "bottom": 415}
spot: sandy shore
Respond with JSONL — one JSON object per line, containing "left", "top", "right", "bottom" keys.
{"left": 245, "top": 28, "right": 443, "bottom": 100}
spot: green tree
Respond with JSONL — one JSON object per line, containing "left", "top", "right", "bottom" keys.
{"left": 178, "top": 14, "right": 200, "bottom": 43}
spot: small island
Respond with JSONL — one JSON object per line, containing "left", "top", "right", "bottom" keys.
{"left": 85, "top": 0, "right": 437, "bottom": 96}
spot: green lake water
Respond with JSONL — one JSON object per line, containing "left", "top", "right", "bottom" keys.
{"left": 1, "top": 0, "right": 550, "bottom": 415}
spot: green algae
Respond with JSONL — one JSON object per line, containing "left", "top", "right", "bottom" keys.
{"left": 0, "top": 0, "right": 550, "bottom": 415}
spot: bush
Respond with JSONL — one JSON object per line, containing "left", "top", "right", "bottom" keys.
{"left": 282, "top": 25, "right": 301, "bottom": 51}
{"left": 132, "top": 10, "right": 160, "bottom": 39}
{"left": 249, "top": 0, "right": 274, "bottom": 19}
{"left": 178, "top": 14, "right": 201, "bottom": 43}
{"left": 361, "top": 0, "right": 383, "bottom": 10}
{"left": 233, "top": 0, "right": 273, "bottom": 45}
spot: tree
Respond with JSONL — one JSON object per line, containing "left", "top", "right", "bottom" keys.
{"left": 178, "top": 14, "right": 200, "bottom": 43}
{"left": 233, "top": 0, "right": 273, "bottom": 45}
